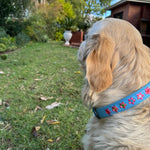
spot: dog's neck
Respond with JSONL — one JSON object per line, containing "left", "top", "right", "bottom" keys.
{"left": 93, "top": 82, "right": 150, "bottom": 119}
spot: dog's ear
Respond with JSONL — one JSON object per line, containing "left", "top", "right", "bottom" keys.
{"left": 86, "top": 34, "right": 115, "bottom": 93}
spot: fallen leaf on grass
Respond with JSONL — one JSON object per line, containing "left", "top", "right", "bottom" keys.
{"left": 35, "top": 126, "right": 41, "bottom": 131}
{"left": 31, "top": 126, "right": 40, "bottom": 137}
{"left": 47, "top": 139, "right": 53, "bottom": 143}
{"left": 45, "top": 102, "right": 62, "bottom": 110}
{"left": 56, "top": 137, "right": 61, "bottom": 142}
{"left": 46, "top": 120, "right": 60, "bottom": 125}
{"left": 69, "top": 108, "right": 75, "bottom": 112}
{"left": 39, "top": 96, "right": 53, "bottom": 101}
{"left": 40, "top": 115, "right": 46, "bottom": 124}
{"left": 74, "top": 71, "right": 81, "bottom": 74}
{"left": 0, "top": 71, "right": 5, "bottom": 74}
{"left": 34, "top": 79, "right": 42, "bottom": 81}
{"left": 34, "top": 106, "right": 42, "bottom": 112}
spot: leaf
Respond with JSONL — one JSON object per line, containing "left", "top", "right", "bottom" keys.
{"left": 35, "top": 126, "right": 41, "bottom": 131}
{"left": 47, "top": 139, "right": 53, "bottom": 142}
{"left": 45, "top": 102, "right": 62, "bottom": 110}
{"left": 40, "top": 115, "right": 46, "bottom": 124}
{"left": 34, "top": 79, "right": 42, "bottom": 81}
{"left": 0, "top": 71, "right": 5, "bottom": 74}
{"left": 46, "top": 120, "right": 60, "bottom": 125}
{"left": 34, "top": 106, "right": 42, "bottom": 112}
{"left": 56, "top": 137, "right": 61, "bottom": 142}
{"left": 39, "top": 97, "right": 47, "bottom": 101}
{"left": 74, "top": 71, "right": 81, "bottom": 74}
{"left": 39, "top": 96, "right": 54, "bottom": 101}
{"left": 31, "top": 127, "right": 40, "bottom": 137}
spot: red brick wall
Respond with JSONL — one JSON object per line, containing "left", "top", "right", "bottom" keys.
{"left": 142, "top": 5, "right": 150, "bottom": 19}
{"left": 70, "top": 31, "right": 84, "bottom": 44}
{"left": 127, "top": 3, "right": 141, "bottom": 28}
{"left": 111, "top": 3, "right": 129, "bottom": 20}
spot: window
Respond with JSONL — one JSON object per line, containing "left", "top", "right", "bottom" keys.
{"left": 113, "top": 12, "right": 123, "bottom": 19}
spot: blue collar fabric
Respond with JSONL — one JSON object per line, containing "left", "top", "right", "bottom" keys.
{"left": 93, "top": 82, "right": 150, "bottom": 119}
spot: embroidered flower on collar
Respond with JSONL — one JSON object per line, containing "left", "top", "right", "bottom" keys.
{"left": 120, "top": 102, "right": 127, "bottom": 109}
{"left": 145, "top": 87, "right": 150, "bottom": 94}
{"left": 128, "top": 97, "right": 136, "bottom": 104}
{"left": 105, "top": 108, "right": 111, "bottom": 115}
{"left": 112, "top": 106, "right": 119, "bottom": 112}
{"left": 137, "top": 92, "right": 144, "bottom": 100}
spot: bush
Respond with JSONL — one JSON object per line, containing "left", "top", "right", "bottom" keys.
{"left": 1, "top": 54, "right": 7, "bottom": 60}
{"left": 55, "top": 31, "right": 63, "bottom": 41}
{"left": 16, "top": 32, "right": 30, "bottom": 46}
{"left": 0, "top": 43, "right": 6, "bottom": 52}
{"left": 25, "top": 22, "right": 48, "bottom": 42}
{"left": 0, "top": 27, "right": 8, "bottom": 38}
{"left": 0, "top": 37, "right": 17, "bottom": 50}
{"left": 5, "top": 19, "right": 27, "bottom": 37}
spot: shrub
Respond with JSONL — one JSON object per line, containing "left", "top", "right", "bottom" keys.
{"left": 0, "top": 37, "right": 17, "bottom": 50}
{"left": 16, "top": 32, "right": 30, "bottom": 46}
{"left": 25, "top": 22, "right": 47, "bottom": 42}
{"left": 1, "top": 54, "right": 7, "bottom": 60}
{"left": 0, "top": 43, "right": 6, "bottom": 52}
{"left": 5, "top": 20, "right": 26, "bottom": 37}
{"left": 0, "top": 27, "right": 8, "bottom": 38}
{"left": 55, "top": 31, "right": 63, "bottom": 41}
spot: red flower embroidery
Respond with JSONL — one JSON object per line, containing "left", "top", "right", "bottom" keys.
{"left": 112, "top": 106, "right": 118, "bottom": 112}
{"left": 128, "top": 97, "right": 136, "bottom": 104}
{"left": 105, "top": 108, "right": 111, "bottom": 115}
{"left": 145, "top": 87, "right": 150, "bottom": 94}
{"left": 137, "top": 93, "right": 144, "bottom": 100}
{"left": 120, "top": 102, "right": 127, "bottom": 109}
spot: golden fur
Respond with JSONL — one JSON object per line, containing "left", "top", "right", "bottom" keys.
{"left": 78, "top": 18, "right": 150, "bottom": 150}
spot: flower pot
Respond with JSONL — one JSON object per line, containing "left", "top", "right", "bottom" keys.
{"left": 63, "top": 30, "right": 72, "bottom": 45}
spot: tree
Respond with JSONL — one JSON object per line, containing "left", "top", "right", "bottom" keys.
{"left": 0, "top": 0, "right": 31, "bottom": 26}
{"left": 65, "top": 0, "right": 111, "bottom": 31}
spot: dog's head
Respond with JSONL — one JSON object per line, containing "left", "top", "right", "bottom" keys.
{"left": 78, "top": 18, "right": 145, "bottom": 94}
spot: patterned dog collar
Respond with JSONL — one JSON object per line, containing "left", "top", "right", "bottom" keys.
{"left": 93, "top": 82, "right": 150, "bottom": 119}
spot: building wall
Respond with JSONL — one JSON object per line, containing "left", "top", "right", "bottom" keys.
{"left": 111, "top": 3, "right": 129, "bottom": 20}
{"left": 142, "top": 5, "right": 150, "bottom": 19}
{"left": 110, "top": 2, "right": 150, "bottom": 47}
{"left": 127, "top": 3, "right": 142, "bottom": 29}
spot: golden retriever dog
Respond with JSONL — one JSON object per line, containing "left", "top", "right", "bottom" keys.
{"left": 78, "top": 18, "right": 150, "bottom": 150}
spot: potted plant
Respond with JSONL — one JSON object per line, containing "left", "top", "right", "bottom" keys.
{"left": 63, "top": 18, "right": 78, "bottom": 45}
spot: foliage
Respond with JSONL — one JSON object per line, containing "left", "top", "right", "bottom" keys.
{"left": 5, "top": 19, "right": 27, "bottom": 37}
{"left": 0, "top": 36, "right": 17, "bottom": 51}
{"left": 0, "top": 43, "right": 6, "bottom": 52}
{"left": 66, "top": 0, "right": 111, "bottom": 31}
{"left": 0, "top": 27, "right": 8, "bottom": 38}
{"left": 25, "top": 0, "right": 76, "bottom": 41}
{"left": 0, "top": 42, "right": 92, "bottom": 149}
{"left": 55, "top": 31, "right": 64, "bottom": 41}
{"left": 25, "top": 17, "right": 48, "bottom": 42}
{"left": 1, "top": 54, "right": 7, "bottom": 60}
{"left": 0, "top": 0, "right": 31, "bottom": 26}
{"left": 15, "top": 32, "right": 30, "bottom": 46}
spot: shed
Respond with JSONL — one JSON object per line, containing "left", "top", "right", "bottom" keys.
{"left": 106, "top": 0, "right": 150, "bottom": 47}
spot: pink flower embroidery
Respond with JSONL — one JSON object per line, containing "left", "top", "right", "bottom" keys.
{"left": 105, "top": 108, "right": 111, "bottom": 115}
{"left": 128, "top": 97, "right": 136, "bottom": 104}
{"left": 145, "top": 87, "right": 150, "bottom": 94}
{"left": 112, "top": 106, "right": 119, "bottom": 112}
{"left": 137, "top": 93, "right": 144, "bottom": 100}
{"left": 120, "top": 102, "right": 127, "bottom": 109}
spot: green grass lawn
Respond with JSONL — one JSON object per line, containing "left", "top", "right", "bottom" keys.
{"left": 0, "top": 41, "right": 91, "bottom": 150}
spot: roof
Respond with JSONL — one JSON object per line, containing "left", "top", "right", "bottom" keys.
{"left": 106, "top": 0, "right": 150, "bottom": 10}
